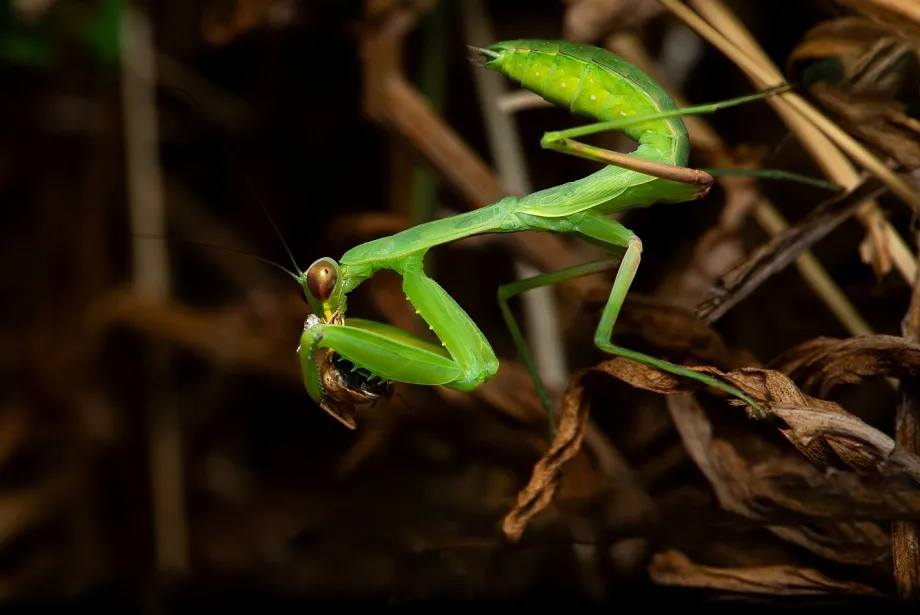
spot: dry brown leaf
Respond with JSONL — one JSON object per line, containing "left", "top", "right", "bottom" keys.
{"left": 546, "top": 352, "right": 920, "bottom": 565}
{"left": 894, "top": 254, "right": 920, "bottom": 599}
{"left": 587, "top": 354, "right": 920, "bottom": 477}
{"left": 696, "top": 178, "right": 887, "bottom": 324}
{"left": 810, "top": 83, "right": 920, "bottom": 170}
{"left": 785, "top": 12, "right": 919, "bottom": 278}
{"left": 501, "top": 373, "right": 591, "bottom": 543}
{"left": 787, "top": 17, "right": 918, "bottom": 93}
{"left": 504, "top": 344, "right": 920, "bottom": 552}
{"left": 787, "top": 14, "right": 920, "bottom": 171}
{"left": 649, "top": 549, "right": 883, "bottom": 596}
{"left": 666, "top": 394, "right": 901, "bottom": 564}
{"left": 563, "top": 356, "right": 762, "bottom": 413}
{"left": 837, "top": 0, "right": 920, "bottom": 41}
{"left": 771, "top": 335, "right": 920, "bottom": 399}
{"left": 772, "top": 401, "right": 920, "bottom": 478}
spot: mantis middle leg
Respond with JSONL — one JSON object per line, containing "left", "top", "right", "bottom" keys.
{"left": 498, "top": 211, "right": 766, "bottom": 440}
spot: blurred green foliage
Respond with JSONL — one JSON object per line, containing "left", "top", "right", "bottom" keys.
{"left": 0, "top": 0, "right": 123, "bottom": 68}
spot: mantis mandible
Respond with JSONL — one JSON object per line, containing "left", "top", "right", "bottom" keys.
{"left": 295, "top": 39, "right": 834, "bottom": 436}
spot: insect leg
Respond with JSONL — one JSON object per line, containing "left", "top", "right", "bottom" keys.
{"left": 401, "top": 268, "right": 500, "bottom": 392}
{"left": 574, "top": 212, "right": 768, "bottom": 419}
{"left": 545, "top": 85, "right": 792, "bottom": 149}
{"left": 497, "top": 259, "right": 623, "bottom": 440}
{"left": 542, "top": 135, "right": 714, "bottom": 190}
{"left": 299, "top": 260, "right": 501, "bottom": 426}
{"left": 299, "top": 318, "right": 463, "bottom": 399}
{"left": 538, "top": 84, "right": 841, "bottom": 192}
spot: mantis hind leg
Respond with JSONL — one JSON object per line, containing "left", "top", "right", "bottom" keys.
{"left": 498, "top": 259, "right": 623, "bottom": 441}
{"left": 574, "top": 212, "right": 767, "bottom": 419}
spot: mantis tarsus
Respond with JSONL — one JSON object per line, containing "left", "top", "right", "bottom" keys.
{"left": 292, "top": 39, "right": 841, "bottom": 436}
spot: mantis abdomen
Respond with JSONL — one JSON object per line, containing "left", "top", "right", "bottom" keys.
{"left": 479, "top": 39, "right": 690, "bottom": 169}
{"left": 474, "top": 40, "right": 703, "bottom": 218}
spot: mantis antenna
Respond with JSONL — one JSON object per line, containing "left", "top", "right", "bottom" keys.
{"left": 133, "top": 233, "right": 301, "bottom": 281}
{"left": 165, "top": 86, "right": 305, "bottom": 278}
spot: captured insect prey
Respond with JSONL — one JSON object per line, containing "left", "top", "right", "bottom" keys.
{"left": 302, "top": 314, "right": 395, "bottom": 429}
{"left": 317, "top": 349, "right": 394, "bottom": 430}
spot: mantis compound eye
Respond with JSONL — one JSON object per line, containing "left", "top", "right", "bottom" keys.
{"left": 306, "top": 257, "right": 339, "bottom": 302}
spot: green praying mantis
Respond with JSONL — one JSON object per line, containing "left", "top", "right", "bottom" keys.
{"left": 287, "top": 39, "right": 841, "bottom": 436}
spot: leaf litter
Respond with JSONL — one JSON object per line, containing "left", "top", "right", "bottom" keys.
{"left": 503, "top": 296, "right": 920, "bottom": 592}
{"left": 503, "top": 242, "right": 920, "bottom": 595}
{"left": 496, "top": 6, "right": 920, "bottom": 597}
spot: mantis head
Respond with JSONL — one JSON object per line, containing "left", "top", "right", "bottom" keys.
{"left": 303, "top": 257, "right": 346, "bottom": 322}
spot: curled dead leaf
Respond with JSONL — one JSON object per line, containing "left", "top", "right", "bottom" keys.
{"left": 587, "top": 354, "right": 920, "bottom": 478}
{"left": 772, "top": 401, "right": 920, "bottom": 478}
{"left": 787, "top": 12, "right": 920, "bottom": 173}
{"left": 836, "top": 0, "right": 920, "bottom": 41}
{"left": 894, "top": 264, "right": 920, "bottom": 600}
{"left": 770, "top": 335, "right": 920, "bottom": 399}
{"left": 809, "top": 83, "right": 920, "bottom": 171}
{"left": 787, "top": 17, "right": 918, "bottom": 96}
{"left": 650, "top": 549, "right": 883, "bottom": 596}
{"left": 501, "top": 373, "right": 591, "bottom": 543}
{"left": 556, "top": 351, "right": 920, "bottom": 566}
{"left": 667, "top": 394, "right": 908, "bottom": 565}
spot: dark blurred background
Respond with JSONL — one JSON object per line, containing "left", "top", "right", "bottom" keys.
{"left": 1, "top": 0, "right": 919, "bottom": 610}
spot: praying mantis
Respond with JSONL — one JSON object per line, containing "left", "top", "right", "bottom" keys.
{"left": 294, "top": 39, "right": 840, "bottom": 436}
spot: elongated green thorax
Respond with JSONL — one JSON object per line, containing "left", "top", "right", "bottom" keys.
{"left": 337, "top": 200, "right": 514, "bottom": 288}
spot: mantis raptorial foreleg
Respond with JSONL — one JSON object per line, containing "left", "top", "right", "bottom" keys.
{"left": 299, "top": 259, "right": 500, "bottom": 426}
